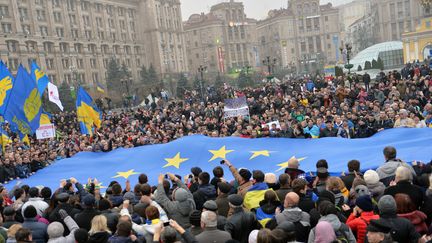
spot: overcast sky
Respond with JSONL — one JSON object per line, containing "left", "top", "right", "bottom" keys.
{"left": 181, "top": 0, "right": 351, "bottom": 20}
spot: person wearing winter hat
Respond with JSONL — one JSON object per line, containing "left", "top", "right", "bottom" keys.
{"left": 377, "top": 195, "right": 420, "bottom": 243}
{"left": 74, "top": 194, "right": 101, "bottom": 231}
{"left": 47, "top": 209, "right": 79, "bottom": 243}
{"left": 154, "top": 173, "right": 195, "bottom": 229}
{"left": 366, "top": 219, "right": 394, "bottom": 243}
{"left": 189, "top": 210, "right": 202, "bottom": 236}
{"left": 225, "top": 194, "right": 259, "bottom": 243}
{"left": 221, "top": 160, "right": 253, "bottom": 198}
{"left": 347, "top": 195, "right": 380, "bottom": 243}
{"left": 248, "top": 229, "right": 258, "bottom": 243}
{"left": 22, "top": 205, "right": 48, "bottom": 243}
{"left": 314, "top": 221, "right": 336, "bottom": 243}
{"left": 202, "top": 200, "right": 227, "bottom": 231}
{"left": 363, "top": 170, "right": 385, "bottom": 202}
{"left": 215, "top": 182, "right": 231, "bottom": 218}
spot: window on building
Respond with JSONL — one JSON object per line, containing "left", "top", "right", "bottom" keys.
{"left": 8, "top": 58, "right": 19, "bottom": 71}
{"left": 40, "top": 26, "right": 48, "bottom": 36}
{"left": 2, "top": 23, "right": 12, "bottom": 33}
{"left": 111, "top": 32, "right": 116, "bottom": 41}
{"left": 88, "top": 44, "right": 96, "bottom": 54}
{"left": 90, "top": 58, "right": 97, "bottom": 68}
{"left": 92, "top": 73, "right": 99, "bottom": 83}
{"left": 62, "top": 58, "right": 70, "bottom": 68}
{"left": 26, "top": 42, "right": 37, "bottom": 53}
{"left": 96, "top": 4, "right": 102, "bottom": 12}
{"left": 56, "top": 27, "right": 64, "bottom": 37}
{"left": 98, "top": 31, "right": 105, "bottom": 40}
{"left": 74, "top": 44, "right": 82, "bottom": 53}
{"left": 19, "top": 8, "right": 28, "bottom": 20}
{"left": 60, "top": 42, "right": 69, "bottom": 53}
{"left": 6, "top": 41, "right": 18, "bottom": 52}
{"left": 108, "top": 19, "right": 114, "bottom": 28}
{"left": 125, "top": 46, "right": 131, "bottom": 55}
{"left": 77, "top": 59, "right": 84, "bottom": 69}
{"left": 81, "top": 1, "right": 89, "bottom": 11}
{"left": 43, "top": 42, "right": 54, "bottom": 53}
{"left": 0, "top": 5, "right": 9, "bottom": 17}
{"left": 96, "top": 17, "right": 102, "bottom": 27}
{"left": 404, "top": 0, "right": 410, "bottom": 17}
{"left": 83, "top": 15, "right": 90, "bottom": 26}
{"left": 35, "top": 0, "right": 44, "bottom": 5}
{"left": 71, "top": 29, "right": 79, "bottom": 38}
{"left": 37, "top": 10, "right": 47, "bottom": 21}
{"left": 390, "top": 3, "right": 396, "bottom": 20}
{"left": 67, "top": 0, "right": 76, "bottom": 11}
{"left": 45, "top": 58, "right": 54, "bottom": 70}
{"left": 53, "top": 12, "right": 62, "bottom": 23}
{"left": 85, "top": 30, "right": 92, "bottom": 39}
{"left": 316, "top": 36, "right": 321, "bottom": 51}
{"left": 119, "top": 20, "right": 125, "bottom": 29}
{"left": 52, "top": 0, "right": 60, "bottom": 7}
{"left": 118, "top": 7, "right": 124, "bottom": 16}
{"left": 69, "top": 14, "right": 77, "bottom": 25}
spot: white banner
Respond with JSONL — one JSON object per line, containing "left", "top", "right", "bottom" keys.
{"left": 223, "top": 97, "right": 249, "bottom": 118}
{"left": 36, "top": 124, "right": 55, "bottom": 139}
{"left": 48, "top": 82, "right": 64, "bottom": 111}
{"left": 262, "top": 120, "right": 281, "bottom": 129}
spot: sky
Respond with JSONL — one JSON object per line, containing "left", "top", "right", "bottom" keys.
{"left": 181, "top": 0, "right": 352, "bottom": 21}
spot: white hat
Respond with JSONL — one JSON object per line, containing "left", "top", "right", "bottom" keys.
{"left": 364, "top": 170, "right": 380, "bottom": 185}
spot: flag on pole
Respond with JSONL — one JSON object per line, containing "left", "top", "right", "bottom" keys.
{"left": 76, "top": 87, "right": 102, "bottom": 135}
{"left": 96, "top": 81, "right": 105, "bottom": 94}
{"left": 30, "top": 62, "right": 50, "bottom": 96}
{"left": 0, "top": 61, "right": 14, "bottom": 116}
{"left": 47, "top": 82, "right": 64, "bottom": 111}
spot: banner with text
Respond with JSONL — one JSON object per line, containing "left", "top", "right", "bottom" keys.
{"left": 223, "top": 96, "right": 249, "bottom": 118}
{"left": 36, "top": 124, "right": 55, "bottom": 139}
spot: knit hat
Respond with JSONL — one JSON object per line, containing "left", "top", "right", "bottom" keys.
{"left": 264, "top": 173, "right": 277, "bottom": 184}
{"left": 23, "top": 205, "right": 37, "bottom": 219}
{"left": 203, "top": 200, "right": 218, "bottom": 211}
{"left": 174, "top": 188, "right": 188, "bottom": 202}
{"left": 47, "top": 222, "right": 65, "bottom": 238}
{"left": 83, "top": 194, "right": 96, "bottom": 207}
{"left": 248, "top": 230, "right": 259, "bottom": 243}
{"left": 378, "top": 195, "right": 397, "bottom": 215}
{"left": 356, "top": 195, "right": 373, "bottom": 212}
{"left": 354, "top": 185, "right": 370, "bottom": 197}
{"left": 317, "top": 190, "right": 336, "bottom": 205}
{"left": 364, "top": 170, "right": 380, "bottom": 185}
{"left": 228, "top": 194, "right": 243, "bottom": 206}
{"left": 189, "top": 210, "right": 201, "bottom": 227}
{"left": 217, "top": 182, "right": 231, "bottom": 194}
{"left": 239, "top": 169, "right": 252, "bottom": 181}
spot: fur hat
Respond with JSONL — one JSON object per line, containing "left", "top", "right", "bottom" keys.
{"left": 47, "top": 222, "right": 65, "bottom": 239}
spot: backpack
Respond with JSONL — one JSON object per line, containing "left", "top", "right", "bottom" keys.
{"left": 334, "top": 223, "right": 350, "bottom": 243}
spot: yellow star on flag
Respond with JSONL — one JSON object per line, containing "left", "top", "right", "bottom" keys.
{"left": 112, "top": 169, "right": 139, "bottom": 179}
{"left": 208, "top": 145, "right": 234, "bottom": 162}
{"left": 163, "top": 152, "right": 189, "bottom": 169}
{"left": 276, "top": 156, "right": 307, "bottom": 172}
{"left": 249, "top": 150, "right": 272, "bottom": 160}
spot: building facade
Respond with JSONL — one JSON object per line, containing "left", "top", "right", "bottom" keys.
{"left": 183, "top": 0, "right": 257, "bottom": 76}
{"left": 402, "top": 17, "right": 432, "bottom": 63}
{"left": 371, "top": 0, "right": 424, "bottom": 43}
{"left": 257, "top": 0, "right": 341, "bottom": 74}
{"left": 0, "top": 0, "right": 186, "bottom": 89}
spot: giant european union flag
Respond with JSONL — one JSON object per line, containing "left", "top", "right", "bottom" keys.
{"left": 6, "top": 128, "right": 432, "bottom": 190}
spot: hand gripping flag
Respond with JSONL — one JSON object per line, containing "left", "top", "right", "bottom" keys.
{"left": 4, "top": 65, "right": 43, "bottom": 135}
{"left": 30, "top": 62, "right": 50, "bottom": 96}
{"left": 76, "top": 87, "right": 101, "bottom": 135}
{"left": 0, "top": 61, "right": 14, "bottom": 115}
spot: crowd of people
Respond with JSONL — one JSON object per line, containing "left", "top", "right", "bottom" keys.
{"left": 0, "top": 61, "right": 431, "bottom": 242}
{"left": 0, "top": 146, "right": 432, "bottom": 243}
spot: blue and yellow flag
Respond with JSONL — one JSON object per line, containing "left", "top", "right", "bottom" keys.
{"left": 96, "top": 81, "right": 105, "bottom": 94}
{"left": 39, "top": 110, "right": 52, "bottom": 126}
{"left": 0, "top": 126, "right": 11, "bottom": 147}
{"left": 0, "top": 61, "right": 14, "bottom": 115}
{"left": 76, "top": 87, "right": 101, "bottom": 135}
{"left": 21, "top": 134, "right": 30, "bottom": 146}
{"left": 30, "top": 62, "right": 50, "bottom": 96}
{"left": 4, "top": 65, "right": 43, "bottom": 135}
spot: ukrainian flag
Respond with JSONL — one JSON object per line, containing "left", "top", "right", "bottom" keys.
{"left": 4, "top": 65, "right": 43, "bottom": 135}
{"left": 21, "top": 134, "right": 30, "bottom": 146}
{"left": 76, "top": 87, "right": 101, "bottom": 135}
{"left": 0, "top": 61, "right": 14, "bottom": 115}
{"left": 243, "top": 183, "right": 273, "bottom": 210}
{"left": 96, "top": 81, "right": 105, "bottom": 94}
{"left": 39, "top": 110, "right": 52, "bottom": 126}
{"left": 0, "top": 127, "right": 11, "bottom": 146}
{"left": 30, "top": 62, "right": 50, "bottom": 96}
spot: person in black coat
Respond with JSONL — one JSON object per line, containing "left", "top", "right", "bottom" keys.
{"left": 341, "top": 160, "right": 362, "bottom": 191}
{"left": 291, "top": 178, "right": 315, "bottom": 214}
{"left": 363, "top": 72, "right": 371, "bottom": 91}
{"left": 98, "top": 198, "right": 118, "bottom": 233}
{"left": 74, "top": 194, "right": 100, "bottom": 231}
{"left": 319, "top": 121, "right": 337, "bottom": 138}
{"left": 377, "top": 195, "right": 420, "bottom": 243}
{"left": 384, "top": 166, "right": 424, "bottom": 209}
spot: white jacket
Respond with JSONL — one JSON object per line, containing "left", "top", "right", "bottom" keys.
{"left": 22, "top": 198, "right": 49, "bottom": 216}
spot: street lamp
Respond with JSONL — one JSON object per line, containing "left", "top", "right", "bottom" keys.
{"left": 340, "top": 43, "right": 353, "bottom": 73}
{"left": 198, "top": 65, "right": 207, "bottom": 101}
{"left": 262, "top": 56, "right": 277, "bottom": 81}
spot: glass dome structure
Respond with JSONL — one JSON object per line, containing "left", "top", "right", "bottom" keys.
{"left": 350, "top": 41, "right": 404, "bottom": 70}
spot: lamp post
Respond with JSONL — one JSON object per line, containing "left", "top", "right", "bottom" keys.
{"left": 198, "top": 65, "right": 206, "bottom": 101}
{"left": 340, "top": 43, "right": 353, "bottom": 74}
{"left": 262, "top": 56, "right": 277, "bottom": 80}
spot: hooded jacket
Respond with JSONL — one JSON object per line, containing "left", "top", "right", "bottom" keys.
{"left": 379, "top": 212, "right": 420, "bottom": 243}
{"left": 155, "top": 180, "right": 195, "bottom": 229}
{"left": 376, "top": 159, "right": 416, "bottom": 186}
{"left": 193, "top": 183, "right": 217, "bottom": 210}
{"left": 366, "top": 181, "right": 386, "bottom": 202}
{"left": 47, "top": 216, "right": 79, "bottom": 243}
{"left": 308, "top": 214, "right": 356, "bottom": 243}
{"left": 275, "top": 207, "right": 310, "bottom": 242}
{"left": 224, "top": 207, "right": 259, "bottom": 243}
{"left": 346, "top": 211, "right": 379, "bottom": 243}
{"left": 398, "top": 210, "right": 429, "bottom": 234}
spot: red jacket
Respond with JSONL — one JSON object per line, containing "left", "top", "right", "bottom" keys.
{"left": 398, "top": 210, "right": 428, "bottom": 234}
{"left": 347, "top": 211, "right": 379, "bottom": 243}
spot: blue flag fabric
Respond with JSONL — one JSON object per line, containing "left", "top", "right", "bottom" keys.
{"left": 30, "top": 62, "right": 50, "bottom": 96}
{"left": 6, "top": 128, "right": 432, "bottom": 190}
{"left": 4, "top": 65, "right": 43, "bottom": 135}
{"left": 76, "top": 87, "right": 102, "bottom": 135}
{"left": 0, "top": 61, "right": 14, "bottom": 115}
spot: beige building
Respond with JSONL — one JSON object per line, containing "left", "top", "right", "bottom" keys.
{"left": 402, "top": 17, "right": 432, "bottom": 63}
{"left": 183, "top": 0, "right": 257, "bottom": 75}
{"left": 371, "top": 0, "right": 424, "bottom": 43}
{"left": 0, "top": 0, "right": 186, "bottom": 90}
{"left": 257, "top": 0, "right": 341, "bottom": 73}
